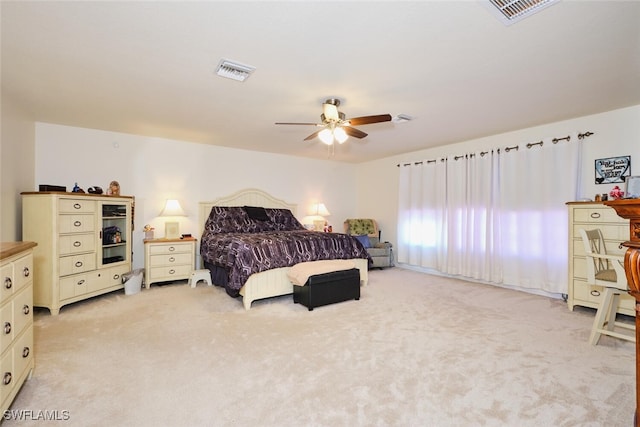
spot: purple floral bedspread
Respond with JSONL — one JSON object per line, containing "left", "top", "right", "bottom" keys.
{"left": 200, "top": 206, "right": 369, "bottom": 297}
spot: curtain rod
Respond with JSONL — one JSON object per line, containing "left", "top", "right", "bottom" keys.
{"left": 397, "top": 130, "right": 595, "bottom": 167}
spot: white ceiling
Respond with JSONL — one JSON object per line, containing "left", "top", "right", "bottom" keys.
{"left": 2, "top": 1, "right": 640, "bottom": 163}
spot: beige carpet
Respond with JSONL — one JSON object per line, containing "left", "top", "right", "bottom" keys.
{"left": 5, "top": 268, "right": 635, "bottom": 426}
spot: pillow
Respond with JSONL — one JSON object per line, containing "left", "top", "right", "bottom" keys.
{"left": 354, "top": 235, "right": 372, "bottom": 248}
{"left": 243, "top": 206, "right": 269, "bottom": 221}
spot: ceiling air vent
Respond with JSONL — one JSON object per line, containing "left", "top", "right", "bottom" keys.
{"left": 215, "top": 59, "right": 256, "bottom": 82}
{"left": 481, "top": 0, "right": 560, "bottom": 26}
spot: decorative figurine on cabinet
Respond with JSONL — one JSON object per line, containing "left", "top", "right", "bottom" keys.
{"left": 107, "top": 180, "right": 120, "bottom": 196}
{"left": 72, "top": 182, "right": 85, "bottom": 193}
{"left": 609, "top": 185, "right": 625, "bottom": 200}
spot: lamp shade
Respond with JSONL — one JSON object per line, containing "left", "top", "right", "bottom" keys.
{"left": 318, "top": 129, "right": 334, "bottom": 145}
{"left": 159, "top": 199, "right": 186, "bottom": 217}
{"left": 308, "top": 203, "right": 330, "bottom": 217}
{"left": 334, "top": 127, "right": 348, "bottom": 144}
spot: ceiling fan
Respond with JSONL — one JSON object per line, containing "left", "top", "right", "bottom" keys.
{"left": 275, "top": 98, "right": 392, "bottom": 145}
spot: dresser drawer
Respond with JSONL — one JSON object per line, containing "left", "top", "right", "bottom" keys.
{"left": 59, "top": 198, "right": 96, "bottom": 214}
{"left": 13, "top": 326, "right": 33, "bottom": 383}
{"left": 11, "top": 254, "right": 32, "bottom": 293}
{"left": 59, "top": 214, "right": 96, "bottom": 234}
{"left": 149, "top": 253, "right": 193, "bottom": 267}
{"left": 0, "top": 254, "right": 32, "bottom": 304}
{"left": 572, "top": 239, "right": 626, "bottom": 258}
{"left": 148, "top": 242, "right": 193, "bottom": 255}
{"left": 59, "top": 274, "right": 89, "bottom": 300}
{"left": 572, "top": 207, "right": 624, "bottom": 223}
{"left": 0, "top": 264, "right": 13, "bottom": 303}
{"left": 59, "top": 253, "right": 96, "bottom": 276}
{"left": 0, "top": 347, "right": 12, "bottom": 403}
{"left": 11, "top": 286, "right": 32, "bottom": 340}
{"left": 59, "top": 234, "right": 96, "bottom": 256}
{"left": 572, "top": 224, "right": 628, "bottom": 241}
{"left": 87, "top": 264, "right": 127, "bottom": 293}
{"left": 0, "top": 302, "right": 13, "bottom": 354}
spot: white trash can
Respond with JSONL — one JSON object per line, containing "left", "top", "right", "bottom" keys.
{"left": 122, "top": 269, "right": 144, "bottom": 295}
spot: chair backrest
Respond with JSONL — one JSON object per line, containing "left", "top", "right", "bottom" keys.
{"left": 343, "top": 219, "right": 379, "bottom": 237}
{"left": 344, "top": 218, "right": 381, "bottom": 246}
{"left": 578, "top": 228, "right": 627, "bottom": 290}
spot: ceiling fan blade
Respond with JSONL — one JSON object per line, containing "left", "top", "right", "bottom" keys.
{"left": 343, "top": 126, "right": 368, "bottom": 139}
{"left": 347, "top": 114, "right": 392, "bottom": 126}
{"left": 322, "top": 103, "right": 339, "bottom": 121}
{"left": 304, "top": 130, "right": 322, "bottom": 141}
{"left": 275, "top": 122, "right": 321, "bottom": 126}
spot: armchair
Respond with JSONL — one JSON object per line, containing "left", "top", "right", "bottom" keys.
{"left": 344, "top": 218, "right": 393, "bottom": 269}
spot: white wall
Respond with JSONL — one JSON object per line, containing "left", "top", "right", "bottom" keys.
{"left": 34, "top": 123, "right": 358, "bottom": 269}
{"left": 26, "top": 105, "right": 640, "bottom": 270}
{"left": 1, "top": 94, "right": 35, "bottom": 242}
{"left": 356, "top": 105, "right": 640, "bottom": 249}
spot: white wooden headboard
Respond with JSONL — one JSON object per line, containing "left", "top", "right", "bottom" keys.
{"left": 198, "top": 188, "right": 298, "bottom": 233}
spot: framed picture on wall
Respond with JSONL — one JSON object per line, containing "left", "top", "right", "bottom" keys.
{"left": 594, "top": 155, "right": 631, "bottom": 184}
{"left": 626, "top": 176, "right": 640, "bottom": 199}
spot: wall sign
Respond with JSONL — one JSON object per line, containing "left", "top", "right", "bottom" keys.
{"left": 594, "top": 155, "right": 631, "bottom": 184}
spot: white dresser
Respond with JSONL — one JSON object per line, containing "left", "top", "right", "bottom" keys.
{"left": 0, "top": 242, "right": 36, "bottom": 414}
{"left": 22, "top": 192, "right": 133, "bottom": 315}
{"left": 567, "top": 201, "right": 633, "bottom": 316}
{"left": 144, "top": 238, "right": 196, "bottom": 288}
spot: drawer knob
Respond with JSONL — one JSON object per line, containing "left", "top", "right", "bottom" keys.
{"left": 3, "top": 372, "right": 11, "bottom": 385}
{"left": 73, "top": 241, "right": 82, "bottom": 247}
{"left": 77, "top": 279, "right": 85, "bottom": 286}
{"left": 74, "top": 220, "right": 82, "bottom": 227}
{"left": 73, "top": 203, "right": 81, "bottom": 210}
{"left": 169, "top": 257, "right": 175, "bottom": 262}
{"left": 169, "top": 269, "right": 175, "bottom": 275}
{"left": 75, "top": 261, "right": 83, "bottom": 268}
{"left": 22, "top": 267, "right": 30, "bottom": 278}
{"left": 4, "top": 322, "right": 11, "bottom": 334}
{"left": 591, "top": 290, "right": 601, "bottom": 297}
{"left": 113, "top": 274, "right": 120, "bottom": 280}
{"left": 22, "top": 347, "right": 30, "bottom": 358}
{"left": 590, "top": 212, "right": 601, "bottom": 219}
{"left": 4, "top": 277, "right": 12, "bottom": 289}
{"left": 169, "top": 246, "right": 176, "bottom": 252}
{"left": 23, "top": 304, "right": 30, "bottom": 315}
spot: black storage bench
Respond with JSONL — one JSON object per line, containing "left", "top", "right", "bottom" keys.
{"left": 293, "top": 268, "right": 360, "bottom": 311}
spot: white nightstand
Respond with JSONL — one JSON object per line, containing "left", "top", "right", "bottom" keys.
{"left": 143, "top": 237, "right": 196, "bottom": 288}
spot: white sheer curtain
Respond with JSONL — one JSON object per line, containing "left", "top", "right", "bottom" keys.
{"left": 397, "top": 160, "right": 446, "bottom": 269}
{"left": 397, "top": 134, "right": 581, "bottom": 294}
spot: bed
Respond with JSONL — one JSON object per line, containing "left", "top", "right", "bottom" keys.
{"left": 199, "top": 189, "right": 370, "bottom": 309}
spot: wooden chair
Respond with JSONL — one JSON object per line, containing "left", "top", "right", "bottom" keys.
{"left": 579, "top": 228, "right": 635, "bottom": 345}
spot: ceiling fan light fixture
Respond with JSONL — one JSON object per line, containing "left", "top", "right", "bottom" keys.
{"left": 334, "top": 127, "right": 348, "bottom": 144}
{"left": 318, "top": 129, "right": 334, "bottom": 145}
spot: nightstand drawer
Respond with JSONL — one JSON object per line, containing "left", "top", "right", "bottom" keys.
{"left": 149, "top": 253, "right": 193, "bottom": 267}
{"left": 148, "top": 242, "right": 193, "bottom": 255}
{"left": 148, "top": 265, "right": 193, "bottom": 280}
